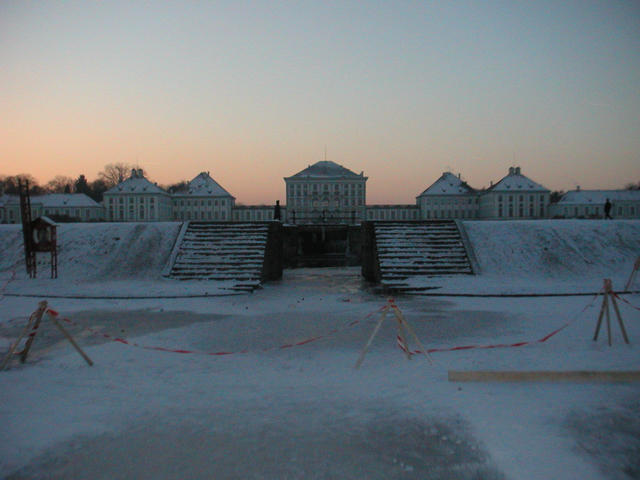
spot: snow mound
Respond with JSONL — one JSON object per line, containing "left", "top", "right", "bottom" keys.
{"left": 464, "top": 220, "right": 640, "bottom": 279}
{"left": 0, "top": 222, "right": 181, "bottom": 281}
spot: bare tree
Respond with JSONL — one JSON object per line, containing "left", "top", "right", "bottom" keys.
{"left": 624, "top": 181, "right": 640, "bottom": 190}
{"left": 0, "top": 174, "right": 45, "bottom": 195}
{"left": 98, "top": 163, "right": 142, "bottom": 188}
{"left": 46, "top": 175, "right": 75, "bottom": 193}
{"left": 164, "top": 180, "right": 189, "bottom": 194}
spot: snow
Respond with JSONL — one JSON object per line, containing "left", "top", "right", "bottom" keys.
{"left": 1, "top": 221, "right": 639, "bottom": 479}
{"left": 558, "top": 189, "right": 640, "bottom": 205}
{"left": 287, "top": 161, "right": 363, "bottom": 179}
{"left": 489, "top": 172, "right": 548, "bottom": 192}
{"left": 38, "top": 193, "right": 101, "bottom": 208}
{"left": 182, "top": 172, "right": 233, "bottom": 197}
{"left": 418, "top": 172, "right": 475, "bottom": 196}
{"left": 104, "top": 171, "right": 167, "bottom": 195}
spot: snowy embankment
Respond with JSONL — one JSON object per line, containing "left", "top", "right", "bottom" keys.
{"left": 408, "top": 220, "right": 640, "bottom": 295}
{"left": 0, "top": 223, "right": 180, "bottom": 280}
{"left": 1, "top": 219, "right": 639, "bottom": 297}
{"left": 0, "top": 223, "right": 240, "bottom": 297}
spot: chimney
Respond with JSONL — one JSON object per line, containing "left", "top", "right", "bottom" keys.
{"left": 458, "top": 173, "right": 461, "bottom": 179}
{"left": 577, "top": 185, "right": 581, "bottom": 191}
{"left": 131, "top": 169, "right": 137, "bottom": 178}
{"left": 508, "top": 167, "right": 515, "bottom": 175}
{"left": 138, "top": 168, "right": 144, "bottom": 177}
{"left": 490, "top": 180, "right": 493, "bottom": 186}
{"left": 515, "top": 166, "right": 521, "bottom": 175}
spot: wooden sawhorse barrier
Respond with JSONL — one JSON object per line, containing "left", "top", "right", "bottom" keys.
{"left": 593, "top": 279, "right": 630, "bottom": 346}
{"left": 1, "top": 301, "right": 93, "bottom": 371}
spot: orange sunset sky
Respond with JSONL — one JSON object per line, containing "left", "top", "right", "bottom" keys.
{"left": 1, "top": 1, "right": 639, "bottom": 204}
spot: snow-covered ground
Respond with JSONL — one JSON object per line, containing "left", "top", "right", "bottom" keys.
{"left": 1, "top": 221, "right": 639, "bottom": 479}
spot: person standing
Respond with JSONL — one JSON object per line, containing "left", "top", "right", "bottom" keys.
{"left": 604, "top": 198, "right": 612, "bottom": 219}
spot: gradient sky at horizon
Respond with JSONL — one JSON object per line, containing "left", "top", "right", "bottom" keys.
{"left": 1, "top": 1, "right": 639, "bottom": 204}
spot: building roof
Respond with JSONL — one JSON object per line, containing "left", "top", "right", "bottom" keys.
{"left": 556, "top": 189, "right": 640, "bottom": 205}
{"left": 0, "top": 194, "right": 19, "bottom": 207}
{"left": 286, "top": 161, "right": 366, "bottom": 180}
{"left": 417, "top": 172, "right": 476, "bottom": 197}
{"left": 178, "top": 172, "right": 234, "bottom": 198}
{"left": 104, "top": 169, "right": 168, "bottom": 195}
{"left": 39, "top": 193, "right": 101, "bottom": 208}
{"left": 487, "top": 167, "right": 549, "bottom": 193}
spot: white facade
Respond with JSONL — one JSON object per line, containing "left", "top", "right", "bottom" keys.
{"left": 103, "top": 169, "right": 173, "bottom": 222}
{"left": 284, "top": 161, "right": 367, "bottom": 224}
{"left": 0, "top": 195, "right": 20, "bottom": 224}
{"left": 172, "top": 172, "right": 235, "bottom": 221}
{"left": 0, "top": 193, "right": 103, "bottom": 223}
{"left": 417, "top": 172, "right": 479, "bottom": 220}
{"left": 479, "top": 167, "right": 550, "bottom": 219}
{"left": 550, "top": 189, "right": 640, "bottom": 219}
{"left": 40, "top": 194, "right": 103, "bottom": 221}
{"left": 233, "top": 205, "right": 286, "bottom": 222}
{"left": 365, "top": 205, "right": 419, "bottom": 221}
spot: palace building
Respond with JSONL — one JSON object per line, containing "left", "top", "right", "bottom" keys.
{"left": 284, "top": 161, "right": 367, "bottom": 224}
{"left": 9, "top": 162, "right": 629, "bottom": 224}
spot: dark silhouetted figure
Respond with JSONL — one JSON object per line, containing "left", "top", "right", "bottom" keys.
{"left": 604, "top": 198, "right": 612, "bottom": 219}
{"left": 274, "top": 200, "right": 281, "bottom": 221}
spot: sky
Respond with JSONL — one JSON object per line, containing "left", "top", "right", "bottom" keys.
{"left": 1, "top": 1, "right": 639, "bottom": 204}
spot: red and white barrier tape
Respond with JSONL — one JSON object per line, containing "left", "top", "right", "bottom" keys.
{"left": 613, "top": 292, "right": 640, "bottom": 312}
{"left": 44, "top": 293, "right": 601, "bottom": 360}
{"left": 388, "top": 293, "right": 600, "bottom": 356}
{"left": 45, "top": 305, "right": 383, "bottom": 356}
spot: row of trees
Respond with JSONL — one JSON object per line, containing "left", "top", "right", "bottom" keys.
{"left": 0, "top": 163, "right": 147, "bottom": 202}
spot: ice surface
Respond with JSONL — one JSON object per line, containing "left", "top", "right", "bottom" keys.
{"left": 0, "top": 222, "right": 639, "bottom": 479}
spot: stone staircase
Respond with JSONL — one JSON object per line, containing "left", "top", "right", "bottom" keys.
{"left": 168, "top": 222, "right": 269, "bottom": 292}
{"left": 374, "top": 221, "right": 473, "bottom": 291}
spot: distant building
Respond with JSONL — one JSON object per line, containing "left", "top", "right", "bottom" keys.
{"left": 172, "top": 172, "right": 235, "bottom": 221}
{"left": 103, "top": 169, "right": 173, "bottom": 221}
{"left": 365, "top": 205, "right": 420, "bottom": 221}
{"left": 416, "top": 172, "right": 479, "bottom": 220}
{"left": 550, "top": 189, "right": 640, "bottom": 219}
{"left": 284, "top": 161, "right": 367, "bottom": 224}
{"left": 1, "top": 193, "right": 102, "bottom": 223}
{"left": 0, "top": 195, "right": 19, "bottom": 224}
{"left": 40, "top": 194, "right": 103, "bottom": 221}
{"left": 232, "top": 204, "right": 286, "bottom": 222}
{"left": 479, "top": 167, "right": 550, "bottom": 219}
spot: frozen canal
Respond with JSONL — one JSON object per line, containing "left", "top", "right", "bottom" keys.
{"left": 1, "top": 268, "right": 640, "bottom": 479}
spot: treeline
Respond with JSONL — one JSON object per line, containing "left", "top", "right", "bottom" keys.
{"left": 0, "top": 163, "right": 191, "bottom": 203}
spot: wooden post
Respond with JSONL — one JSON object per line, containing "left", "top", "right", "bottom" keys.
{"left": 1, "top": 301, "right": 47, "bottom": 371}
{"left": 48, "top": 312, "right": 93, "bottom": 366}
{"left": 593, "top": 279, "right": 630, "bottom": 346}
{"left": 609, "top": 293, "right": 630, "bottom": 344}
{"left": 625, "top": 257, "right": 640, "bottom": 291}
{"left": 20, "top": 301, "right": 48, "bottom": 363}
{"left": 1, "top": 303, "right": 93, "bottom": 370}
{"left": 391, "top": 305, "right": 433, "bottom": 364}
{"left": 354, "top": 307, "right": 389, "bottom": 369}
{"left": 356, "top": 299, "right": 433, "bottom": 368}
{"left": 593, "top": 289, "right": 607, "bottom": 341}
